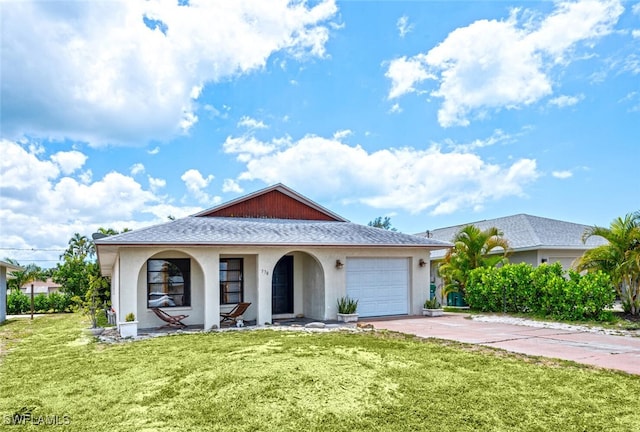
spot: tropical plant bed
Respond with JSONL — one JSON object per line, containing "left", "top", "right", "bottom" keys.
{"left": 1, "top": 314, "right": 640, "bottom": 431}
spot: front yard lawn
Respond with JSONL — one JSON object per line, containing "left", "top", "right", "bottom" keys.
{"left": 1, "top": 314, "right": 639, "bottom": 431}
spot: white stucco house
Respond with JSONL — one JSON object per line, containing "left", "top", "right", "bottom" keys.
{"left": 415, "top": 214, "right": 608, "bottom": 302}
{"left": 1, "top": 260, "right": 23, "bottom": 323}
{"left": 95, "top": 184, "right": 451, "bottom": 332}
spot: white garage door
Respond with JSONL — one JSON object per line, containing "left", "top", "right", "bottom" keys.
{"left": 346, "top": 258, "right": 409, "bottom": 317}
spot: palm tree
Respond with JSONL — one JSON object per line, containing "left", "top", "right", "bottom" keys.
{"left": 61, "top": 233, "right": 95, "bottom": 260}
{"left": 438, "top": 225, "right": 510, "bottom": 299}
{"left": 5, "top": 259, "right": 45, "bottom": 292}
{"left": 576, "top": 212, "right": 640, "bottom": 315}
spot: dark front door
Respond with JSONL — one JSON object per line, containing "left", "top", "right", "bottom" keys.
{"left": 272, "top": 256, "right": 294, "bottom": 314}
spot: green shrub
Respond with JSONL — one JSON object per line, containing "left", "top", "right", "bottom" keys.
{"left": 33, "top": 294, "right": 50, "bottom": 313}
{"left": 466, "top": 267, "right": 501, "bottom": 312}
{"left": 466, "top": 262, "right": 615, "bottom": 321}
{"left": 48, "top": 292, "right": 73, "bottom": 312}
{"left": 6, "top": 290, "right": 30, "bottom": 314}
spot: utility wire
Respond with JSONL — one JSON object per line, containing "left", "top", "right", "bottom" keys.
{"left": 0, "top": 247, "right": 65, "bottom": 252}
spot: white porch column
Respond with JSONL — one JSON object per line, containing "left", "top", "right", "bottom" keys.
{"left": 200, "top": 252, "right": 220, "bottom": 330}
{"left": 256, "top": 254, "right": 273, "bottom": 325}
{"left": 117, "top": 250, "right": 142, "bottom": 325}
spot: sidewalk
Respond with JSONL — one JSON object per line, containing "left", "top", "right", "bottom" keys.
{"left": 365, "top": 314, "right": 640, "bottom": 375}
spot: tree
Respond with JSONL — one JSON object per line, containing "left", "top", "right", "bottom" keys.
{"left": 62, "top": 233, "right": 95, "bottom": 260}
{"left": 368, "top": 216, "right": 397, "bottom": 231}
{"left": 97, "top": 227, "right": 119, "bottom": 236}
{"left": 5, "top": 259, "right": 45, "bottom": 292}
{"left": 85, "top": 273, "right": 110, "bottom": 328}
{"left": 438, "top": 225, "right": 510, "bottom": 298}
{"left": 576, "top": 212, "right": 640, "bottom": 315}
{"left": 53, "top": 258, "right": 95, "bottom": 298}
{"left": 54, "top": 230, "right": 118, "bottom": 308}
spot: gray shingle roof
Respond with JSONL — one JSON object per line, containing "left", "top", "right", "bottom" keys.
{"left": 416, "top": 214, "right": 608, "bottom": 258}
{"left": 95, "top": 217, "right": 451, "bottom": 247}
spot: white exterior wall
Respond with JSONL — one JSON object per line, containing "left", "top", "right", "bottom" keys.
{"left": 0, "top": 266, "right": 6, "bottom": 323}
{"left": 537, "top": 249, "right": 583, "bottom": 270}
{"left": 302, "top": 253, "right": 325, "bottom": 320}
{"left": 111, "top": 257, "right": 120, "bottom": 322}
{"left": 110, "top": 245, "right": 432, "bottom": 328}
{"left": 325, "top": 248, "right": 429, "bottom": 319}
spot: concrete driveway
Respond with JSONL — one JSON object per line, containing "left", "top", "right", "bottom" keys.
{"left": 365, "top": 314, "right": 640, "bottom": 375}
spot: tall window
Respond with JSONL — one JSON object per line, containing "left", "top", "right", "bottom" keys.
{"left": 147, "top": 259, "right": 190, "bottom": 308}
{"left": 220, "top": 258, "right": 243, "bottom": 304}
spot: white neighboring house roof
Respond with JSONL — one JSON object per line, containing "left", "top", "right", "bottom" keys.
{"left": 416, "top": 214, "right": 608, "bottom": 259}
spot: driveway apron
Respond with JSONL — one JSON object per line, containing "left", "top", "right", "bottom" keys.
{"left": 365, "top": 314, "right": 640, "bottom": 375}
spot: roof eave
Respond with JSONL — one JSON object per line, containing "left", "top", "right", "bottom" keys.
{"left": 0, "top": 260, "right": 24, "bottom": 272}
{"left": 96, "top": 242, "right": 448, "bottom": 248}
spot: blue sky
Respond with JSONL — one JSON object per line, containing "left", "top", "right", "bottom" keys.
{"left": 1, "top": 0, "right": 639, "bottom": 267}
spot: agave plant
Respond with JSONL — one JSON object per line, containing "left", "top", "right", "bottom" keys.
{"left": 337, "top": 296, "right": 358, "bottom": 314}
{"left": 423, "top": 297, "right": 441, "bottom": 309}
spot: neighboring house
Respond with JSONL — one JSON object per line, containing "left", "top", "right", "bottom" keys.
{"left": 20, "top": 278, "right": 62, "bottom": 296}
{"left": 415, "top": 214, "right": 608, "bottom": 301}
{"left": 95, "top": 184, "right": 451, "bottom": 330}
{"left": 1, "top": 260, "right": 23, "bottom": 323}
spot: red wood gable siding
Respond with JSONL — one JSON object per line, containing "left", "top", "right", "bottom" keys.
{"left": 198, "top": 190, "right": 340, "bottom": 221}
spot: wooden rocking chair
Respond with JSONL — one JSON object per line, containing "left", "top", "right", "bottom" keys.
{"left": 151, "top": 308, "right": 189, "bottom": 329}
{"left": 220, "top": 302, "right": 251, "bottom": 325}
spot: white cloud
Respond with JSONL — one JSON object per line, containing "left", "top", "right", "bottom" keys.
{"left": 50, "top": 150, "right": 88, "bottom": 175}
{"left": 130, "top": 163, "right": 145, "bottom": 176}
{"left": 633, "top": 29, "right": 640, "bottom": 38}
{"left": 623, "top": 54, "right": 640, "bottom": 74}
{"left": 222, "top": 179, "right": 244, "bottom": 194}
{"left": 148, "top": 176, "right": 166, "bottom": 192}
{"left": 632, "top": 3, "right": 640, "bottom": 14}
{"left": 397, "top": 15, "right": 414, "bottom": 38}
{"left": 389, "top": 103, "right": 403, "bottom": 114}
{"left": 333, "top": 129, "right": 352, "bottom": 140}
{"left": 1, "top": 0, "right": 338, "bottom": 146}
{"left": 443, "top": 129, "right": 515, "bottom": 152}
{"left": 549, "top": 94, "right": 585, "bottom": 107}
{"left": 385, "top": 55, "right": 434, "bottom": 99}
{"left": 552, "top": 170, "right": 573, "bottom": 179}
{"left": 224, "top": 134, "right": 539, "bottom": 215}
{"left": 385, "top": 0, "right": 623, "bottom": 127}
{"left": 79, "top": 169, "right": 93, "bottom": 184}
{"left": 147, "top": 147, "right": 160, "bottom": 155}
{"left": 0, "top": 139, "right": 197, "bottom": 264}
{"left": 180, "top": 169, "right": 218, "bottom": 205}
{"left": 619, "top": 91, "right": 640, "bottom": 111}
{"left": 223, "top": 135, "right": 281, "bottom": 162}
{"left": 237, "top": 116, "right": 268, "bottom": 130}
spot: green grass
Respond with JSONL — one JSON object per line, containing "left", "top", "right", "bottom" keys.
{"left": 1, "top": 314, "right": 639, "bottom": 431}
